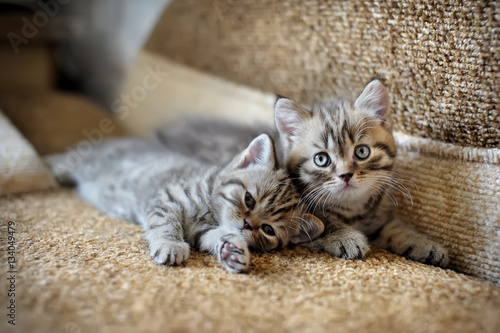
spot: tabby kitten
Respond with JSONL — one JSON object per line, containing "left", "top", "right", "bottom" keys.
{"left": 157, "top": 80, "right": 449, "bottom": 267}
{"left": 46, "top": 134, "right": 324, "bottom": 273}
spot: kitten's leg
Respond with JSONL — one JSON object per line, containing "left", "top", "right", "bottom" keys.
{"left": 198, "top": 228, "right": 250, "bottom": 273}
{"left": 143, "top": 203, "right": 190, "bottom": 266}
{"left": 369, "top": 217, "right": 449, "bottom": 267}
{"left": 301, "top": 219, "right": 370, "bottom": 260}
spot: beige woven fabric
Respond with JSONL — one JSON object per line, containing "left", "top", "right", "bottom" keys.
{"left": 393, "top": 132, "right": 500, "bottom": 284}
{"left": 146, "top": 0, "right": 500, "bottom": 148}
{"left": 1, "top": 189, "right": 499, "bottom": 333}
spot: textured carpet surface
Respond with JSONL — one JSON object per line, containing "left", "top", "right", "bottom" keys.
{"left": 147, "top": 0, "right": 500, "bottom": 148}
{"left": 1, "top": 189, "right": 499, "bottom": 333}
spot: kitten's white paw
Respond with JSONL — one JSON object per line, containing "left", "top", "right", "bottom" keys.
{"left": 149, "top": 239, "right": 190, "bottom": 266}
{"left": 219, "top": 236, "right": 250, "bottom": 273}
{"left": 399, "top": 238, "right": 449, "bottom": 267}
{"left": 317, "top": 228, "right": 370, "bottom": 260}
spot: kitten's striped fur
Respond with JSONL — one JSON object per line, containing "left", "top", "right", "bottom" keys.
{"left": 157, "top": 80, "right": 449, "bottom": 267}
{"left": 46, "top": 135, "right": 324, "bottom": 273}
{"left": 278, "top": 81, "right": 448, "bottom": 266}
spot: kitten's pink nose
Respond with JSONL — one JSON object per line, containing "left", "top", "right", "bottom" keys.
{"left": 243, "top": 219, "right": 253, "bottom": 230}
{"left": 339, "top": 173, "right": 353, "bottom": 183}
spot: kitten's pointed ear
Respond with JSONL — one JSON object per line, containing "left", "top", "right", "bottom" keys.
{"left": 290, "top": 213, "right": 325, "bottom": 244}
{"left": 274, "top": 97, "right": 311, "bottom": 143}
{"left": 234, "top": 134, "right": 276, "bottom": 169}
{"left": 354, "top": 79, "right": 391, "bottom": 128}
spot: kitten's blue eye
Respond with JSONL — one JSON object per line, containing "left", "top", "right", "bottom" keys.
{"left": 354, "top": 145, "right": 371, "bottom": 160}
{"left": 314, "top": 153, "right": 331, "bottom": 167}
{"left": 244, "top": 191, "right": 255, "bottom": 210}
{"left": 262, "top": 224, "right": 275, "bottom": 236}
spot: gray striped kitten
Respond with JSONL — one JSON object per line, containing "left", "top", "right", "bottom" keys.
{"left": 157, "top": 80, "right": 449, "bottom": 267}
{"left": 46, "top": 134, "right": 324, "bottom": 273}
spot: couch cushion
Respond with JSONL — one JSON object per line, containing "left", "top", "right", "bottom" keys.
{"left": 0, "top": 92, "right": 127, "bottom": 156}
{"left": 0, "top": 110, "right": 57, "bottom": 196}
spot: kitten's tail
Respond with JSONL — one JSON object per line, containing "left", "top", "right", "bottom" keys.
{"left": 44, "top": 153, "right": 77, "bottom": 186}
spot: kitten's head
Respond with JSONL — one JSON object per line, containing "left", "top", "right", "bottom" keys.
{"left": 213, "top": 134, "right": 324, "bottom": 252}
{"left": 275, "top": 79, "right": 397, "bottom": 208}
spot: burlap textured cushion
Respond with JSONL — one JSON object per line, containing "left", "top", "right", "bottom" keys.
{"left": 146, "top": 0, "right": 499, "bottom": 149}
{"left": 0, "top": 110, "right": 57, "bottom": 196}
{"left": 393, "top": 133, "right": 500, "bottom": 284}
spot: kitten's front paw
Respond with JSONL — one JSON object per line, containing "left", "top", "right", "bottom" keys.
{"left": 219, "top": 237, "right": 250, "bottom": 273}
{"left": 150, "top": 240, "right": 190, "bottom": 266}
{"left": 400, "top": 239, "right": 449, "bottom": 268}
{"left": 318, "top": 229, "right": 370, "bottom": 260}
